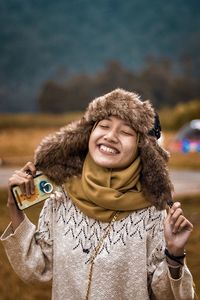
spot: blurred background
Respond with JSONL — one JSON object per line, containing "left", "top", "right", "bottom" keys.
{"left": 0, "top": 0, "right": 200, "bottom": 299}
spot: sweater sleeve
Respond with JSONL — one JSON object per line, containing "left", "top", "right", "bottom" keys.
{"left": 0, "top": 197, "right": 53, "bottom": 283}
{"left": 147, "top": 209, "right": 195, "bottom": 300}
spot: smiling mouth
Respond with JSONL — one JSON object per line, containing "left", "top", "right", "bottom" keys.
{"left": 98, "top": 144, "right": 119, "bottom": 154}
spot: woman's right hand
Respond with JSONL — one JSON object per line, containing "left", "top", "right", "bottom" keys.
{"left": 7, "top": 162, "right": 37, "bottom": 230}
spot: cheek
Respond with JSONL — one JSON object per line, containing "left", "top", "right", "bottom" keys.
{"left": 123, "top": 138, "right": 137, "bottom": 157}
{"left": 88, "top": 128, "right": 102, "bottom": 145}
{"left": 88, "top": 136, "right": 93, "bottom": 154}
{"left": 88, "top": 132, "right": 97, "bottom": 153}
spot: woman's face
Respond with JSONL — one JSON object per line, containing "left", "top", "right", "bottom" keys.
{"left": 88, "top": 116, "right": 138, "bottom": 169}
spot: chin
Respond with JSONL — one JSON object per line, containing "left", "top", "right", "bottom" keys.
{"left": 96, "top": 161, "right": 113, "bottom": 168}
{"left": 96, "top": 159, "right": 124, "bottom": 169}
{"left": 93, "top": 157, "right": 116, "bottom": 169}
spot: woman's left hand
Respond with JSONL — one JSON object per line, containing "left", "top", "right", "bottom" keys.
{"left": 164, "top": 202, "right": 193, "bottom": 256}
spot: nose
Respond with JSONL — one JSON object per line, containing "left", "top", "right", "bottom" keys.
{"left": 104, "top": 129, "right": 118, "bottom": 143}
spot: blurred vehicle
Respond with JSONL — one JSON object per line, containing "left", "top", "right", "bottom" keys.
{"left": 168, "top": 119, "right": 200, "bottom": 153}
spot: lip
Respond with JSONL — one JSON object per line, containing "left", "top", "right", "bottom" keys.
{"left": 97, "top": 143, "right": 120, "bottom": 155}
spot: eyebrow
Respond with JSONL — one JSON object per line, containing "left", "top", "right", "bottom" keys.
{"left": 105, "top": 117, "right": 132, "bottom": 128}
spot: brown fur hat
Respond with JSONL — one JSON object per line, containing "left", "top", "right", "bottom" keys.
{"left": 34, "top": 88, "right": 173, "bottom": 209}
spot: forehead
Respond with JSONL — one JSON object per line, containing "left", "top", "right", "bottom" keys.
{"left": 99, "top": 116, "right": 132, "bottom": 127}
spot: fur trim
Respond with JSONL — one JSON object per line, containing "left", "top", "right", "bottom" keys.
{"left": 139, "top": 136, "right": 173, "bottom": 209}
{"left": 34, "top": 120, "right": 93, "bottom": 185}
{"left": 84, "top": 88, "right": 155, "bottom": 134}
{"left": 34, "top": 88, "right": 173, "bottom": 208}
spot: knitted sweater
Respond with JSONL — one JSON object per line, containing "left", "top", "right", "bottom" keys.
{"left": 1, "top": 190, "right": 194, "bottom": 300}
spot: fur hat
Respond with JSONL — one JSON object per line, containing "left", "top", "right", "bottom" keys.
{"left": 34, "top": 88, "right": 173, "bottom": 209}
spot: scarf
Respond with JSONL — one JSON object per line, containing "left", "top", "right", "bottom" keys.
{"left": 64, "top": 153, "right": 151, "bottom": 222}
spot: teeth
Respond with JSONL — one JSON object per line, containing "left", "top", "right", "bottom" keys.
{"left": 99, "top": 145, "right": 117, "bottom": 154}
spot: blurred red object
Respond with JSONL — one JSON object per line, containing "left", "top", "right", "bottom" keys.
{"left": 168, "top": 120, "right": 200, "bottom": 153}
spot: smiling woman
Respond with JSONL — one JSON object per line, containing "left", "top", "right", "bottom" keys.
{"left": 1, "top": 88, "right": 195, "bottom": 300}
{"left": 88, "top": 116, "right": 138, "bottom": 169}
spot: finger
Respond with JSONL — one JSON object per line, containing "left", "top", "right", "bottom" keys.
{"left": 8, "top": 174, "right": 26, "bottom": 191}
{"left": 24, "top": 176, "right": 33, "bottom": 198}
{"left": 9, "top": 170, "right": 34, "bottom": 198}
{"left": 179, "top": 218, "right": 193, "bottom": 232}
{"left": 30, "top": 176, "right": 35, "bottom": 194}
{"left": 14, "top": 174, "right": 32, "bottom": 196}
{"left": 8, "top": 173, "right": 27, "bottom": 194}
{"left": 15, "top": 170, "right": 31, "bottom": 179}
{"left": 169, "top": 202, "right": 181, "bottom": 215}
{"left": 24, "top": 173, "right": 35, "bottom": 195}
{"left": 21, "top": 162, "right": 36, "bottom": 176}
{"left": 15, "top": 170, "right": 35, "bottom": 194}
{"left": 172, "top": 215, "right": 185, "bottom": 233}
{"left": 169, "top": 208, "right": 183, "bottom": 225}
{"left": 19, "top": 180, "right": 28, "bottom": 196}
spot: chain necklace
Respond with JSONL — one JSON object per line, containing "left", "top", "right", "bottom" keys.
{"left": 85, "top": 212, "right": 119, "bottom": 300}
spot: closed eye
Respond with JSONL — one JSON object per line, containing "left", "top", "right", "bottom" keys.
{"left": 99, "top": 124, "right": 109, "bottom": 129}
{"left": 121, "top": 130, "right": 134, "bottom": 136}
{"left": 98, "top": 120, "right": 110, "bottom": 129}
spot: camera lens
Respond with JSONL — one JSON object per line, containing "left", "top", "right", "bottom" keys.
{"left": 39, "top": 181, "right": 53, "bottom": 194}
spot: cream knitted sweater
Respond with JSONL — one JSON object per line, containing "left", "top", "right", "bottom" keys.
{"left": 1, "top": 190, "right": 194, "bottom": 300}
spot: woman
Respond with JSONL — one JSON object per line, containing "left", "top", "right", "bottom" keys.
{"left": 1, "top": 89, "right": 194, "bottom": 299}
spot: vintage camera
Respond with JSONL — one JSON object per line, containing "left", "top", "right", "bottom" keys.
{"left": 11, "top": 173, "right": 62, "bottom": 210}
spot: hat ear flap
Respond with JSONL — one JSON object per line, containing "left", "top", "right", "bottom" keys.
{"left": 34, "top": 120, "right": 92, "bottom": 185}
{"left": 139, "top": 136, "right": 173, "bottom": 209}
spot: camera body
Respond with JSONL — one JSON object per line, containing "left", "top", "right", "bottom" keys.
{"left": 11, "top": 173, "right": 62, "bottom": 210}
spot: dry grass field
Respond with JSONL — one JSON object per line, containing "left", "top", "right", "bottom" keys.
{"left": 0, "top": 190, "right": 199, "bottom": 299}
{"left": 0, "top": 128, "right": 57, "bottom": 161}
{"left": 0, "top": 112, "right": 82, "bottom": 165}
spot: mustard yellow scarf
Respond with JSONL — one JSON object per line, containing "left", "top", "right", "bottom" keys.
{"left": 64, "top": 153, "right": 151, "bottom": 222}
